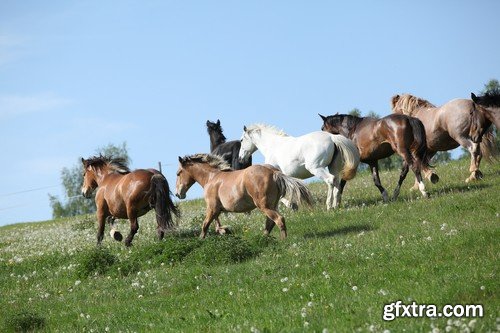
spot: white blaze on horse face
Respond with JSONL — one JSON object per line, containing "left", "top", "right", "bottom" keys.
{"left": 81, "top": 170, "right": 95, "bottom": 198}
{"left": 239, "top": 132, "right": 257, "bottom": 161}
{"left": 175, "top": 168, "right": 191, "bottom": 199}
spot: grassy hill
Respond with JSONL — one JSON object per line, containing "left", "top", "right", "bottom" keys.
{"left": 1, "top": 159, "right": 498, "bottom": 332}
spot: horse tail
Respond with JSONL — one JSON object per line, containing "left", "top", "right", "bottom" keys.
{"left": 407, "top": 116, "right": 439, "bottom": 183}
{"left": 149, "top": 174, "right": 180, "bottom": 231}
{"left": 273, "top": 172, "right": 313, "bottom": 208}
{"left": 329, "top": 135, "right": 360, "bottom": 181}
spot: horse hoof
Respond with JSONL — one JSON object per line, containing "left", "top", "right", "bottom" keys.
{"left": 110, "top": 230, "right": 123, "bottom": 242}
{"left": 430, "top": 173, "right": 439, "bottom": 184}
{"left": 291, "top": 203, "right": 299, "bottom": 211}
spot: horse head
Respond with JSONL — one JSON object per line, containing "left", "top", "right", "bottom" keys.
{"left": 238, "top": 125, "right": 258, "bottom": 163}
{"left": 175, "top": 156, "right": 196, "bottom": 199}
{"left": 319, "top": 113, "right": 344, "bottom": 135}
{"left": 81, "top": 157, "right": 98, "bottom": 198}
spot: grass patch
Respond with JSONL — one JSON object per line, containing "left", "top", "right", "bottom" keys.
{"left": 186, "top": 235, "right": 261, "bottom": 265}
{"left": 0, "top": 159, "right": 498, "bottom": 332}
{"left": 75, "top": 247, "right": 116, "bottom": 278}
{"left": 4, "top": 311, "right": 45, "bottom": 333}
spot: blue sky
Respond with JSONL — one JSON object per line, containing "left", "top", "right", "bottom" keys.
{"left": 1, "top": 1, "right": 499, "bottom": 226}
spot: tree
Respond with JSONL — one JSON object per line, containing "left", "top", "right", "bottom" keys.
{"left": 49, "top": 142, "right": 130, "bottom": 218}
{"left": 348, "top": 108, "right": 361, "bottom": 117}
{"left": 366, "top": 110, "right": 380, "bottom": 119}
{"left": 481, "top": 79, "right": 500, "bottom": 154}
{"left": 432, "top": 151, "right": 451, "bottom": 164}
{"left": 482, "top": 79, "right": 500, "bottom": 95}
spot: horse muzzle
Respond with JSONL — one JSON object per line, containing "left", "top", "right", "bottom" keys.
{"left": 81, "top": 189, "right": 92, "bottom": 199}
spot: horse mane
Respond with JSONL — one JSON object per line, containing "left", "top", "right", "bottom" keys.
{"left": 476, "top": 91, "right": 500, "bottom": 107}
{"left": 181, "top": 153, "right": 233, "bottom": 171}
{"left": 246, "top": 123, "right": 289, "bottom": 137}
{"left": 391, "top": 94, "right": 436, "bottom": 116}
{"left": 85, "top": 155, "right": 130, "bottom": 174}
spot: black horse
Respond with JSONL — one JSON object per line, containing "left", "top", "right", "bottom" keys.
{"left": 206, "top": 119, "right": 252, "bottom": 170}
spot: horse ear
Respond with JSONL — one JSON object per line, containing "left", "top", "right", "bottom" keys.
{"left": 471, "top": 93, "right": 478, "bottom": 102}
{"left": 178, "top": 156, "right": 184, "bottom": 164}
{"left": 243, "top": 125, "right": 247, "bottom": 132}
{"left": 217, "top": 119, "right": 220, "bottom": 126}
{"left": 335, "top": 112, "right": 338, "bottom": 116}
{"left": 318, "top": 114, "right": 327, "bottom": 122}
{"left": 81, "top": 158, "right": 87, "bottom": 167}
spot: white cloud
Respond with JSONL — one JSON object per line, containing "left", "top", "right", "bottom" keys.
{"left": 0, "top": 92, "right": 72, "bottom": 119}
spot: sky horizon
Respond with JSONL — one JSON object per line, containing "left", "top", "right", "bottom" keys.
{"left": 1, "top": 1, "right": 499, "bottom": 226}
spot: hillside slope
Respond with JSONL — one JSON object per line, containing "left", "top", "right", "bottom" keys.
{"left": 0, "top": 159, "right": 498, "bottom": 332}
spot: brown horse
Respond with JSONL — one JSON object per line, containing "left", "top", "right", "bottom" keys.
{"left": 319, "top": 113, "right": 438, "bottom": 201}
{"left": 81, "top": 155, "right": 179, "bottom": 246}
{"left": 391, "top": 94, "right": 496, "bottom": 183}
{"left": 175, "top": 154, "right": 313, "bottom": 239}
{"left": 471, "top": 92, "right": 500, "bottom": 129}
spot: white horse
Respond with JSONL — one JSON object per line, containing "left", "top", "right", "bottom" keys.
{"left": 238, "top": 124, "right": 360, "bottom": 210}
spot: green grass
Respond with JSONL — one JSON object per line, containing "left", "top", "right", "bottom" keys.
{"left": 0, "top": 159, "right": 498, "bottom": 332}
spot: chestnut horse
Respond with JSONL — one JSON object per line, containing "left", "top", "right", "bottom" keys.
{"left": 175, "top": 154, "right": 313, "bottom": 239}
{"left": 391, "top": 94, "right": 496, "bottom": 183}
{"left": 320, "top": 113, "right": 438, "bottom": 201}
{"left": 206, "top": 119, "right": 252, "bottom": 170}
{"left": 81, "top": 156, "right": 179, "bottom": 246}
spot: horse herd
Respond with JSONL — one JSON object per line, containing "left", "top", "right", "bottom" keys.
{"left": 81, "top": 92, "right": 499, "bottom": 246}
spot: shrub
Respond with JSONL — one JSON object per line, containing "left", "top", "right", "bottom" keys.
{"left": 186, "top": 235, "right": 260, "bottom": 265}
{"left": 75, "top": 247, "right": 116, "bottom": 278}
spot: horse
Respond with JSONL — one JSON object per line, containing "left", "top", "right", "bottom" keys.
{"left": 319, "top": 113, "right": 438, "bottom": 201}
{"left": 471, "top": 92, "right": 500, "bottom": 129}
{"left": 238, "top": 124, "right": 360, "bottom": 210}
{"left": 81, "top": 155, "right": 179, "bottom": 246}
{"left": 175, "top": 154, "right": 313, "bottom": 239}
{"left": 206, "top": 119, "right": 252, "bottom": 170}
{"left": 391, "top": 94, "right": 496, "bottom": 183}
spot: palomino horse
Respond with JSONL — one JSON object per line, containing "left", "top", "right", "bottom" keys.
{"left": 175, "top": 154, "right": 313, "bottom": 239}
{"left": 319, "top": 114, "right": 438, "bottom": 201}
{"left": 81, "top": 156, "right": 179, "bottom": 246}
{"left": 238, "top": 124, "right": 360, "bottom": 210}
{"left": 471, "top": 92, "right": 500, "bottom": 129}
{"left": 391, "top": 94, "right": 496, "bottom": 183}
{"left": 206, "top": 119, "right": 252, "bottom": 170}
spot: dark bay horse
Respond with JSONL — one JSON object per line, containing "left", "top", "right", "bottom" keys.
{"left": 320, "top": 114, "right": 438, "bottom": 201}
{"left": 206, "top": 119, "right": 252, "bottom": 170}
{"left": 175, "top": 154, "right": 313, "bottom": 239}
{"left": 81, "top": 156, "right": 179, "bottom": 246}
{"left": 471, "top": 92, "right": 500, "bottom": 129}
{"left": 391, "top": 94, "right": 496, "bottom": 183}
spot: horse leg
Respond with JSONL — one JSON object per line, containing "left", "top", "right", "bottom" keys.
{"left": 200, "top": 207, "right": 219, "bottom": 239}
{"left": 279, "top": 198, "right": 298, "bottom": 210}
{"left": 107, "top": 216, "right": 123, "bottom": 242}
{"left": 264, "top": 217, "right": 275, "bottom": 236}
{"left": 260, "top": 207, "right": 287, "bottom": 239}
{"left": 96, "top": 210, "right": 107, "bottom": 246}
{"left": 467, "top": 141, "right": 483, "bottom": 182}
{"left": 369, "top": 162, "right": 389, "bottom": 202}
{"left": 308, "top": 167, "right": 336, "bottom": 210}
{"left": 393, "top": 162, "right": 410, "bottom": 200}
{"left": 215, "top": 217, "right": 228, "bottom": 235}
{"left": 124, "top": 215, "right": 139, "bottom": 247}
